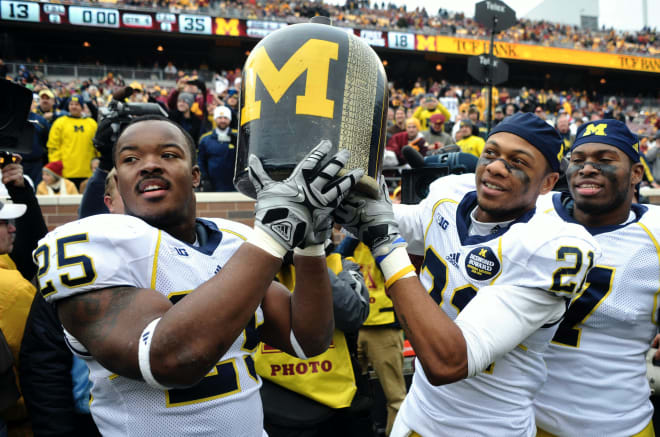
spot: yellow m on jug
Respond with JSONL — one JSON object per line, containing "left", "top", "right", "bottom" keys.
{"left": 241, "top": 39, "right": 339, "bottom": 126}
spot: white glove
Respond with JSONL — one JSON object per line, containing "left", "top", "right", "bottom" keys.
{"left": 249, "top": 140, "right": 363, "bottom": 256}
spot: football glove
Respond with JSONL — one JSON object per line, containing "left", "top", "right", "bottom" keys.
{"left": 249, "top": 140, "right": 363, "bottom": 255}
{"left": 334, "top": 180, "right": 414, "bottom": 288}
{"left": 334, "top": 180, "right": 407, "bottom": 260}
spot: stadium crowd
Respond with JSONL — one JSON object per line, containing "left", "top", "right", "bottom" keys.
{"left": 69, "top": 0, "right": 660, "bottom": 56}
{"left": 2, "top": 5, "right": 660, "bottom": 436}
{"left": 6, "top": 61, "right": 660, "bottom": 193}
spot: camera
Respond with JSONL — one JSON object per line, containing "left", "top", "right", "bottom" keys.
{"left": 401, "top": 152, "right": 479, "bottom": 204}
{"left": 0, "top": 151, "right": 18, "bottom": 168}
{"left": 97, "top": 100, "right": 168, "bottom": 144}
{"left": 0, "top": 79, "right": 35, "bottom": 157}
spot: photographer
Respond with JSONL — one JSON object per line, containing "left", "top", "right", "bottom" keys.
{"left": 0, "top": 154, "right": 48, "bottom": 435}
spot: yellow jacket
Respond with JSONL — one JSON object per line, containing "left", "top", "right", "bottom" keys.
{"left": 36, "top": 178, "right": 79, "bottom": 195}
{"left": 47, "top": 116, "right": 98, "bottom": 179}
{"left": 0, "top": 255, "right": 36, "bottom": 427}
{"left": 413, "top": 104, "right": 451, "bottom": 131}
{"left": 457, "top": 135, "right": 486, "bottom": 158}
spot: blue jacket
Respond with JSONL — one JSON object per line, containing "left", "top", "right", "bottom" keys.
{"left": 198, "top": 128, "right": 238, "bottom": 192}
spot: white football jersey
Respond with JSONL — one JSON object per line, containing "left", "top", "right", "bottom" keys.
{"left": 534, "top": 192, "right": 660, "bottom": 437}
{"left": 393, "top": 174, "right": 599, "bottom": 436}
{"left": 33, "top": 214, "right": 266, "bottom": 437}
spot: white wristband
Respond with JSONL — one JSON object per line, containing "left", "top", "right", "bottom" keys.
{"left": 138, "top": 317, "right": 171, "bottom": 390}
{"left": 247, "top": 226, "right": 288, "bottom": 259}
{"left": 294, "top": 244, "right": 325, "bottom": 257}
{"left": 290, "top": 329, "right": 309, "bottom": 360}
{"left": 378, "top": 246, "right": 416, "bottom": 288}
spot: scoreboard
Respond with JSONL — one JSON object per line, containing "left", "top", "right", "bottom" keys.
{"left": 2, "top": 0, "right": 659, "bottom": 74}
{"left": 0, "top": 0, "right": 413, "bottom": 49}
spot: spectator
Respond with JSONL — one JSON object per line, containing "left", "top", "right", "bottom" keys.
{"left": 336, "top": 237, "right": 407, "bottom": 437}
{"left": 492, "top": 106, "right": 505, "bottom": 127}
{"left": 387, "top": 118, "right": 426, "bottom": 165}
{"left": 34, "top": 89, "right": 64, "bottom": 124}
{"left": 0, "top": 154, "right": 48, "bottom": 436}
{"left": 467, "top": 105, "right": 487, "bottom": 139}
{"left": 20, "top": 111, "right": 49, "bottom": 186}
{"left": 78, "top": 157, "right": 100, "bottom": 194}
{"left": 455, "top": 119, "right": 485, "bottom": 158}
{"left": 413, "top": 94, "right": 451, "bottom": 131}
{"left": 644, "top": 137, "right": 660, "bottom": 182}
{"left": 169, "top": 91, "right": 202, "bottom": 144}
{"left": 422, "top": 113, "right": 453, "bottom": 153}
{"left": 224, "top": 88, "right": 240, "bottom": 130}
{"left": 258, "top": 256, "right": 372, "bottom": 437}
{"left": 555, "top": 113, "right": 573, "bottom": 151}
{"left": 164, "top": 61, "right": 177, "bottom": 79}
{"left": 198, "top": 106, "right": 237, "bottom": 192}
{"left": 46, "top": 95, "right": 98, "bottom": 189}
{"left": 36, "top": 160, "right": 79, "bottom": 195}
{"left": 387, "top": 107, "right": 407, "bottom": 140}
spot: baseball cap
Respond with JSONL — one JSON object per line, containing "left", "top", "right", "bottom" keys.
{"left": 39, "top": 88, "right": 54, "bottom": 99}
{"left": 429, "top": 113, "right": 445, "bottom": 124}
{"left": 0, "top": 200, "right": 26, "bottom": 220}
{"left": 572, "top": 119, "right": 640, "bottom": 163}
{"left": 459, "top": 119, "right": 473, "bottom": 128}
{"left": 494, "top": 107, "right": 503, "bottom": 113}
{"left": 488, "top": 112, "right": 563, "bottom": 172}
{"left": 69, "top": 94, "right": 83, "bottom": 104}
{"left": 424, "top": 93, "right": 436, "bottom": 102}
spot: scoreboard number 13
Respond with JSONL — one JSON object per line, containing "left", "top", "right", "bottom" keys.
{"left": 0, "top": 1, "right": 40, "bottom": 22}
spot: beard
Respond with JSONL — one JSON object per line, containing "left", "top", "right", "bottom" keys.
{"left": 574, "top": 183, "right": 630, "bottom": 215}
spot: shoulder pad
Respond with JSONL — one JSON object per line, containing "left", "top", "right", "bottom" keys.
{"left": 34, "top": 215, "right": 157, "bottom": 302}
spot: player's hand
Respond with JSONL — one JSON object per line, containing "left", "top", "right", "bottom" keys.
{"left": 334, "top": 179, "right": 407, "bottom": 260}
{"left": 652, "top": 334, "right": 660, "bottom": 361}
{"left": 249, "top": 140, "right": 363, "bottom": 252}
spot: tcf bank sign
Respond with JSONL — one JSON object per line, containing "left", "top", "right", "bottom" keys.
{"left": 618, "top": 55, "right": 660, "bottom": 73}
{"left": 416, "top": 35, "right": 519, "bottom": 58}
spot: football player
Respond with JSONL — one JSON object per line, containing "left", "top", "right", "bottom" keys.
{"left": 33, "top": 115, "right": 362, "bottom": 436}
{"left": 534, "top": 119, "right": 658, "bottom": 437}
{"left": 334, "top": 112, "right": 600, "bottom": 436}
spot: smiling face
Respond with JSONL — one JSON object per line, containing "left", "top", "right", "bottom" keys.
{"left": 115, "top": 120, "right": 200, "bottom": 240}
{"left": 567, "top": 142, "right": 643, "bottom": 226}
{"left": 475, "top": 132, "right": 558, "bottom": 222}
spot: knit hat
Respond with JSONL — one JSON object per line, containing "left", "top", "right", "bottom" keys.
{"left": 213, "top": 106, "right": 232, "bottom": 121}
{"left": 571, "top": 119, "right": 640, "bottom": 163}
{"left": 43, "top": 161, "right": 63, "bottom": 179}
{"left": 488, "top": 112, "right": 563, "bottom": 172}
{"left": 178, "top": 92, "right": 194, "bottom": 107}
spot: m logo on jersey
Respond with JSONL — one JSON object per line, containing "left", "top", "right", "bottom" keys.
{"left": 582, "top": 123, "right": 607, "bottom": 137}
{"left": 74, "top": 125, "right": 84, "bottom": 132}
{"left": 465, "top": 246, "right": 500, "bottom": 280}
{"left": 446, "top": 252, "right": 460, "bottom": 268}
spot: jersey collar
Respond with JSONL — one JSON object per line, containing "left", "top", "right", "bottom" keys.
{"left": 551, "top": 192, "right": 648, "bottom": 235}
{"left": 456, "top": 191, "right": 535, "bottom": 245}
{"left": 187, "top": 218, "right": 223, "bottom": 255}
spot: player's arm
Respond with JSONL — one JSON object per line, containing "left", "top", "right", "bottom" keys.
{"left": 248, "top": 140, "right": 362, "bottom": 358}
{"left": 57, "top": 243, "right": 282, "bottom": 388}
{"left": 258, "top": 253, "right": 334, "bottom": 358}
{"left": 389, "top": 280, "right": 566, "bottom": 384}
{"left": 393, "top": 201, "right": 428, "bottom": 256}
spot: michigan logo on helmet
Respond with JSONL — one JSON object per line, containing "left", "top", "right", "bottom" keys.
{"left": 234, "top": 17, "right": 388, "bottom": 198}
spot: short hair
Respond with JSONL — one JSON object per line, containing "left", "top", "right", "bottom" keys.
{"left": 117, "top": 115, "right": 197, "bottom": 165}
{"left": 104, "top": 167, "right": 118, "bottom": 197}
